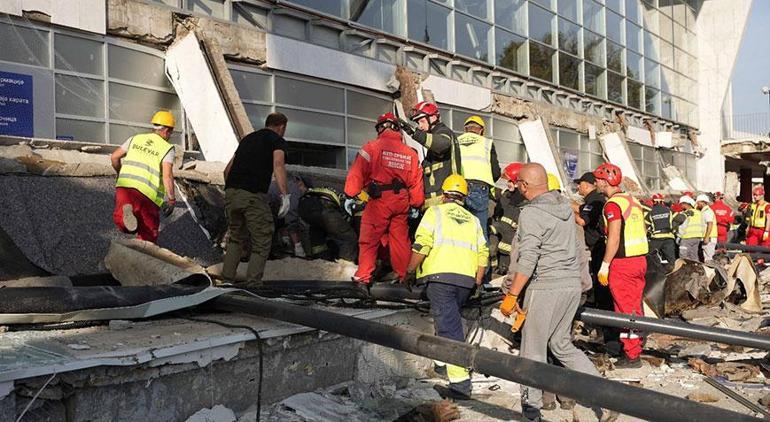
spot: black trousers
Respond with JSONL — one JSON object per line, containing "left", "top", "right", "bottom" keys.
{"left": 650, "top": 237, "right": 677, "bottom": 264}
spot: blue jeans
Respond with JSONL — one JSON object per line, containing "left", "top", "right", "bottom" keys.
{"left": 427, "top": 282, "right": 472, "bottom": 395}
{"left": 464, "top": 182, "right": 489, "bottom": 241}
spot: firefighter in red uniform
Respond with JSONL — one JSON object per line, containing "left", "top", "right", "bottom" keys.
{"left": 710, "top": 192, "right": 735, "bottom": 244}
{"left": 344, "top": 113, "right": 424, "bottom": 285}
{"left": 593, "top": 163, "right": 649, "bottom": 369}
{"left": 746, "top": 186, "right": 770, "bottom": 247}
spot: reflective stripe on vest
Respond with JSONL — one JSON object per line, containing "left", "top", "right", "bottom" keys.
{"left": 750, "top": 202, "right": 768, "bottom": 229}
{"left": 416, "top": 203, "right": 484, "bottom": 281}
{"left": 647, "top": 204, "right": 674, "bottom": 239}
{"left": 306, "top": 187, "right": 342, "bottom": 208}
{"left": 500, "top": 216, "right": 517, "bottom": 229}
{"left": 457, "top": 132, "right": 494, "bottom": 186}
{"left": 702, "top": 205, "right": 718, "bottom": 239}
{"left": 116, "top": 133, "right": 172, "bottom": 206}
{"left": 677, "top": 209, "right": 704, "bottom": 239}
{"left": 603, "top": 193, "right": 649, "bottom": 257}
{"left": 498, "top": 241, "right": 512, "bottom": 253}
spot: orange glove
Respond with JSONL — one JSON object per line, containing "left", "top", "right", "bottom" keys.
{"left": 763, "top": 231, "right": 770, "bottom": 242}
{"left": 499, "top": 293, "right": 519, "bottom": 317}
{"left": 597, "top": 261, "right": 610, "bottom": 287}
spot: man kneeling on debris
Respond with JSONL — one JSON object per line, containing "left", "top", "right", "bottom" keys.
{"left": 403, "top": 174, "right": 488, "bottom": 400}
{"left": 499, "top": 163, "right": 610, "bottom": 422}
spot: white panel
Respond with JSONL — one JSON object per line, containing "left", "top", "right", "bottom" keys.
{"left": 0, "top": 0, "right": 22, "bottom": 15}
{"left": 656, "top": 131, "right": 673, "bottom": 148}
{"left": 421, "top": 75, "right": 492, "bottom": 111}
{"left": 267, "top": 34, "right": 396, "bottom": 93}
{"left": 13, "top": 0, "right": 105, "bottom": 34}
{"left": 626, "top": 126, "right": 653, "bottom": 146}
{"left": 599, "top": 132, "right": 641, "bottom": 185}
{"left": 165, "top": 32, "right": 239, "bottom": 163}
{"left": 518, "top": 119, "right": 563, "bottom": 187}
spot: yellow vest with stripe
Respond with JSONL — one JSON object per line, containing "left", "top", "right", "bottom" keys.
{"left": 750, "top": 201, "right": 768, "bottom": 229}
{"left": 116, "top": 133, "right": 173, "bottom": 207}
{"left": 306, "top": 187, "right": 342, "bottom": 208}
{"left": 457, "top": 132, "right": 495, "bottom": 186}
{"left": 677, "top": 209, "right": 704, "bottom": 239}
{"left": 413, "top": 202, "right": 489, "bottom": 287}
{"left": 701, "top": 205, "right": 718, "bottom": 239}
{"left": 603, "top": 193, "right": 649, "bottom": 258}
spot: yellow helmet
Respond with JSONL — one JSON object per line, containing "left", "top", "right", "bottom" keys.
{"left": 547, "top": 173, "right": 561, "bottom": 191}
{"left": 442, "top": 174, "right": 469, "bottom": 196}
{"left": 151, "top": 110, "right": 176, "bottom": 128}
{"left": 464, "top": 115, "right": 485, "bottom": 130}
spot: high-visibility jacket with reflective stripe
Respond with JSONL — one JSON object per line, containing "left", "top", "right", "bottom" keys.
{"left": 603, "top": 193, "right": 649, "bottom": 258}
{"left": 116, "top": 133, "right": 173, "bottom": 206}
{"left": 457, "top": 132, "right": 494, "bottom": 186}
{"left": 701, "top": 205, "right": 718, "bottom": 239}
{"left": 413, "top": 202, "right": 489, "bottom": 288}
{"left": 306, "top": 187, "right": 343, "bottom": 208}
{"left": 750, "top": 201, "right": 768, "bottom": 229}
{"left": 677, "top": 209, "right": 704, "bottom": 239}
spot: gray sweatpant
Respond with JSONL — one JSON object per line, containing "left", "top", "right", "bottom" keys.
{"left": 678, "top": 238, "right": 701, "bottom": 261}
{"left": 520, "top": 286, "right": 601, "bottom": 410}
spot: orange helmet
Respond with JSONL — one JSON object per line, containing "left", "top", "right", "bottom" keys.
{"left": 410, "top": 101, "right": 439, "bottom": 122}
{"left": 503, "top": 162, "right": 524, "bottom": 183}
{"left": 593, "top": 163, "right": 623, "bottom": 187}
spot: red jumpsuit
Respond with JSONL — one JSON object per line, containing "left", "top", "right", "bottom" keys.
{"left": 345, "top": 129, "right": 424, "bottom": 282}
{"left": 710, "top": 199, "right": 734, "bottom": 243}
{"left": 746, "top": 201, "right": 770, "bottom": 246}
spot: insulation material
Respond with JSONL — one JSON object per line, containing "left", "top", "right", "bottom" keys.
{"left": 105, "top": 239, "right": 207, "bottom": 287}
{"left": 599, "top": 132, "right": 648, "bottom": 193}
{"left": 165, "top": 32, "right": 239, "bottom": 163}
{"left": 421, "top": 75, "right": 492, "bottom": 111}
{"left": 518, "top": 119, "right": 565, "bottom": 188}
{"left": 626, "top": 126, "right": 653, "bottom": 146}
{"left": 725, "top": 254, "right": 762, "bottom": 313}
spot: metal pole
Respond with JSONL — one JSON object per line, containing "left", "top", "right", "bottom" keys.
{"left": 719, "top": 242, "right": 770, "bottom": 254}
{"left": 211, "top": 293, "right": 758, "bottom": 422}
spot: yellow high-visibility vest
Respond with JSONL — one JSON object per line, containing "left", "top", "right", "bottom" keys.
{"left": 750, "top": 201, "right": 768, "bottom": 229}
{"left": 701, "top": 205, "right": 718, "bottom": 239}
{"left": 457, "top": 132, "right": 495, "bottom": 186}
{"left": 603, "top": 193, "right": 649, "bottom": 258}
{"left": 306, "top": 187, "right": 343, "bottom": 208}
{"left": 677, "top": 209, "right": 704, "bottom": 239}
{"left": 116, "top": 133, "right": 173, "bottom": 206}
{"left": 413, "top": 202, "right": 489, "bottom": 286}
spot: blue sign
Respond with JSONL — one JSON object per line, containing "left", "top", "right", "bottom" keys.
{"left": 563, "top": 150, "right": 579, "bottom": 180}
{"left": 0, "top": 71, "right": 34, "bottom": 137}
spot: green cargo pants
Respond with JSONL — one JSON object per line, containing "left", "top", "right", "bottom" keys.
{"left": 222, "top": 188, "right": 274, "bottom": 282}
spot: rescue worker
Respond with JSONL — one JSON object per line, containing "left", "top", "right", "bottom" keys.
{"left": 457, "top": 115, "right": 501, "bottom": 238}
{"left": 594, "top": 163, "right": 648, "bottom": 369}
{"left": 111, "top": 110, "right": 177, "bottom": 244}
{"left": 500, "top": 163, "right": 611, "bottom": 422}
{"left": 345, "top": 112, "right": 424, "bottom": 285}
{"left": 490, "top": 162, "right": 526, "bottom": 275}
{"left": 400, "top": 102, "right": 462, "bottom": 209}
{"left": 403, "top": 174, "right": 488, "bottom": 400}
{"left": 746, "top": 186, "right": 770, "bottom": 246}
{"left": 572, "top": 172, "right": 611, "bottom": 306}
{"left": 711, "top": 192, "right": 735, "bottom": 243}
{"left": 645, "top": 193, "right": 676, "bottom": 264}
{"left": 672, "top": 195, "right": 703, "bottom": 261}
{"left": 298, "top": 186, "right": 358, "bottom": 262}
{"left": 696, "top": 194, "right": 718, "bottom": 262}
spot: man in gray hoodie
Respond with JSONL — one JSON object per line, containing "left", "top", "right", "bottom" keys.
{"left": 500, "top": 163, "right": 612, "bottom": 422}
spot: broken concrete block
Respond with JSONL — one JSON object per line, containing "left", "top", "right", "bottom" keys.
{"left": 686, "top": 391, "right": 719, "bottom": 403}
{"left": 107, "top": 0, "right": 174, "bottom": 44}
{"left": 759, "top": 393, "right": 770, "bottom": 408}
{"left": 67, "top": 343, "right": 91, "bottom": 350}
{"left": 678, "top": 344, "right": 712, "bottom": 358}
{"left": 714, "top": 362, "right": 761, "bottom": 382}
{"left": 108, "top": 320, "right": 133, "bottom": 331}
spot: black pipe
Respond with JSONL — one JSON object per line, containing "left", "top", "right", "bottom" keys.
{"left": 212, "top": 293, "right": 758, "bottom": 422}
{"left": 579, "top": 308, "right": 770, "bottom": 351}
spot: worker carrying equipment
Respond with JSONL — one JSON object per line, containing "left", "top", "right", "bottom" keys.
{"left": 645, "top": 193, "right": 676, "bottom": 264}
{"left": 747, "top": 185, "right": 770, "bottom": 246}
{"left": 111, "top": 110, "right": 177, "bottom": 243}
{"left": 400, "top": 102, "right": 462, "bottom": 209}
{"left": 594, "top": 162, "right": 648, "bottom": 369}
{"left": 345, "top": 113, "right": 424, "bottom": 285}
{"left": 403, "top": 174, "right": 488, "bottom": 400}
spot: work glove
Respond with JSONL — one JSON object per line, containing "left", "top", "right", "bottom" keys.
{"left": 294, "top": 242, "right": 306, "bottom": 258}
{"left": 344, "top": 197, "right": 356, "bottom": 216}
{"left": 161, "top": 198, "right": 175, "bottom": 218}
{"left": 408, "top": 207, "right": 421, "bottom": 220}
{"left": 278, "top": 194, "right": 291, "bottom": 218}
{"left": 598, "top": 261, "right": 611, "bottom": 287}
{"left": 401, "top": 271, "right": 417, "bottom": 292}
{"left": 764, "top": 231, "right": 770, "bottom": 242}
{"left": 398, "top": 118, "right": 416, "bottom": 137}
{"left": 499, "top": 293, "right": 519, "bottom": 317}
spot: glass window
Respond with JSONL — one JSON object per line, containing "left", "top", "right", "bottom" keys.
{"left": 531, "top": 0, "right": 553, "bottom": 10}
{"left": 452, "top": 110, "right": 491, "bottom": 133}
{"left": 626, "top": 50, "right": 642, "bottom": 80}
{"left": 606, "top": 10, "right": 624, "bottom": 44}
{"left": 54, "top": 34, "right": 103, "bottom": 75}
{"left": 495, "top": 29, "right": 527, "bottom": 72}
{"left": 642, "top": 3, "right": 658, "bottom": 34}
{"left": 644, "top": 58, "right": 659, "bottom": 87}
{"left": 273, "top": 14, "right": 307, "bottom": 40}
{"left": 110, "top": 123, "right": 183, "bottom": 146}
{"left": 529, "top": 41, "right": 555, "bottom": 82}
{"left": 312, "top": 25, "right": 341, "bottom": 49}
{"left": 659, "top": 13, "right": 673, "bottom": 42}
{"left": 286, "top": 0, "right": 344, "bottom": 17}
{"left": 277, "top": 107, "right": 345, "bottom": 144}
{"left": 455, "top": 14, "right": 491, "bottom": 61}
{"left": 583, "top": 0, "right": 605, "bottom": 35}
{"left": 643, "top": 31, "right": 659, "bottom": 61}
{"left": 275, "top": 77, "right": 344, "bottom": 112}
{"left": 660, "top": 66, "right": 673, "bottom": 93}
{"left": 109, "top": 83, "right": 180, "bottom": 123}
{"left": 495, "top": 0, "right": 527, "bottom": 36}
{"left": 558, "top": 18, "right": 580, "bottom": 55}
{"left": 55, "top": 75, "right": 104, "bottom": 118}
{"left": 496, "top": 140, "right": 528, "bottom": 164}
{"left": 660, "top": 40, "right": 674, "bottom": 68}
{"left": 557, "top": 0, "right": 579, "bottom": 22}
{"left": 243, "top": 104, "right": 273, "bottom": 130}
{"left": 661, "top": 93, "right": 672, "bottom": 118}
{"left": 233, "top": 3, "right": 268, "bottom": 30}
{"left": 585, "top": 62, "right": 606, "bottom": 98}
{"left": 287, "top": 141, "right": 346, "bottom": 169}
{"left": 607, "top": 41, "right": 623, "bottom": 73}
{"left": 492, "top": 117, "right": 520, "bottom": 142}
{"left": 607, "top": 71, "right": 624, "bottom": 104}
{"left": 230, "top": 69, "right": 271, "bottom": 102}
{"left": 408, "top": 0, "right": 450, "bottom": 49}
{"left": 673, "top": 0, "right": 687, "bottom": 23}
{"left": 606, "top": 0, "right": 623, "bottom": 14}
{"left": 56, "top": 118, "right": 104, "bottom": 143}
{"left": 584, "top": 30, "right": 605, "bottom": 66}
{"left": 108, "top": 45, "right": 170, "bottom": 89}
{"left": 347, "top": 117, "right": 376, "bottom": 147}
{"left": 186, "top": 0, "right": 225, "bottom": 19}
{"left": 350, "top": 0, "right": 403, "bottom": 36}
{"left": 528, "top": 4, "right": 555, "bottom": 46}
{"left": 626, "top": 0, "right": 641, "bottom": 24}
{"left": 626, "top": 22, "right": 641, "bottom": 52}
{"left": 559, "top": 53, "right": 580, "bottom": 90}
{"left": 455, "top": 0, "right": 489, "bottom": 19}
{"left": 628, "top": 79, "right": 643, "bottom": 109}
{"left": 0, "top": 23, "right": 49, "bottom": 67}
{"left": 347, "top": 91, "right": 391, "bottom": 119}
{"left": 673, "top": 22, "right": 686, "bottom": 50}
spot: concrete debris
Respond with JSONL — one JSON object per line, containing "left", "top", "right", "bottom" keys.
{"left": 714, "top": 362, "right": 761, "bottom": 382}
{"left": 185, "top": 405, "right": 236, "bottom": 422}
{"left": 678, "top": 344, "right": 712, "bottom": 358}
{"left": 108, "top": 320, "right": 134, "bottom": 331}
{"left": 686, "top": 391, "right": 720, "bottom": 403}
{"left": 759, "top": 393, "right": 770, "bottom": 408}
{"left": 688, "top": 358, "right": 719, "bottom": 378}
{"left": 208, "top": 257, "right": 357, "bottom": 283}
{"left": 67, "top": 343, "right": 91, "bottom": 350}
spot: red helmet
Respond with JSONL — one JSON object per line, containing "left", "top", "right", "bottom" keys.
{"left": 593, "top": 163, "right": 623, "bottom": 187}
{"left": 375, "top": 112, "right": 399, "bottom": 133}
{"left": 753, "top": 185, "right": 765, "bottom": 196}
{"left": 714, "top": 191, "right": 724, "bottom": 199}
{"left": 503, "top": 162, "right": 523, "bottom": 183}
{"left": 652, "top": 193, "right": 664, "bottom": 202}
{"left": 683, "top": 191, "right": 694, "bottom": 198}
{"left": 410, "top": 101, "right": 439, "bottom": 122}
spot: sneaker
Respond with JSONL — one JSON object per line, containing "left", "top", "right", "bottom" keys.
{"left": 614, "top": 355, "right": 643, "bottom": 369}
{"left": 122, "top": 204, "right": 137, "bottom": 233}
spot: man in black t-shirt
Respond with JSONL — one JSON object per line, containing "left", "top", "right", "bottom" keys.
{"left": 222, "top": 112, "right": 290, "bottom": 283}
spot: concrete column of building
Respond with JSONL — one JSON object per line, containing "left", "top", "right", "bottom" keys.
{"left": 740, "top": 167, "right": 753, "bottom": 202}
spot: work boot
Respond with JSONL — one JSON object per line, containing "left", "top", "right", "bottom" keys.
{"left": 614, "top": 355, "right": 643, "bottom": 369}
{"left": 521, "top": 405, "right": 542, "bottom": 422}
{"left": 122, "top": 204, "right": 138, "bottom": 233}
{"left": 352, "top": 277, "right": 370, "bottom": 296}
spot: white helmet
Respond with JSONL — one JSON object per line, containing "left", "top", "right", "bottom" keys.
{"left": 696, "top": 194, "right": 710, "bottom": 203}
{"left": 679, "top": 196, "right": 696, "bottom": 206}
